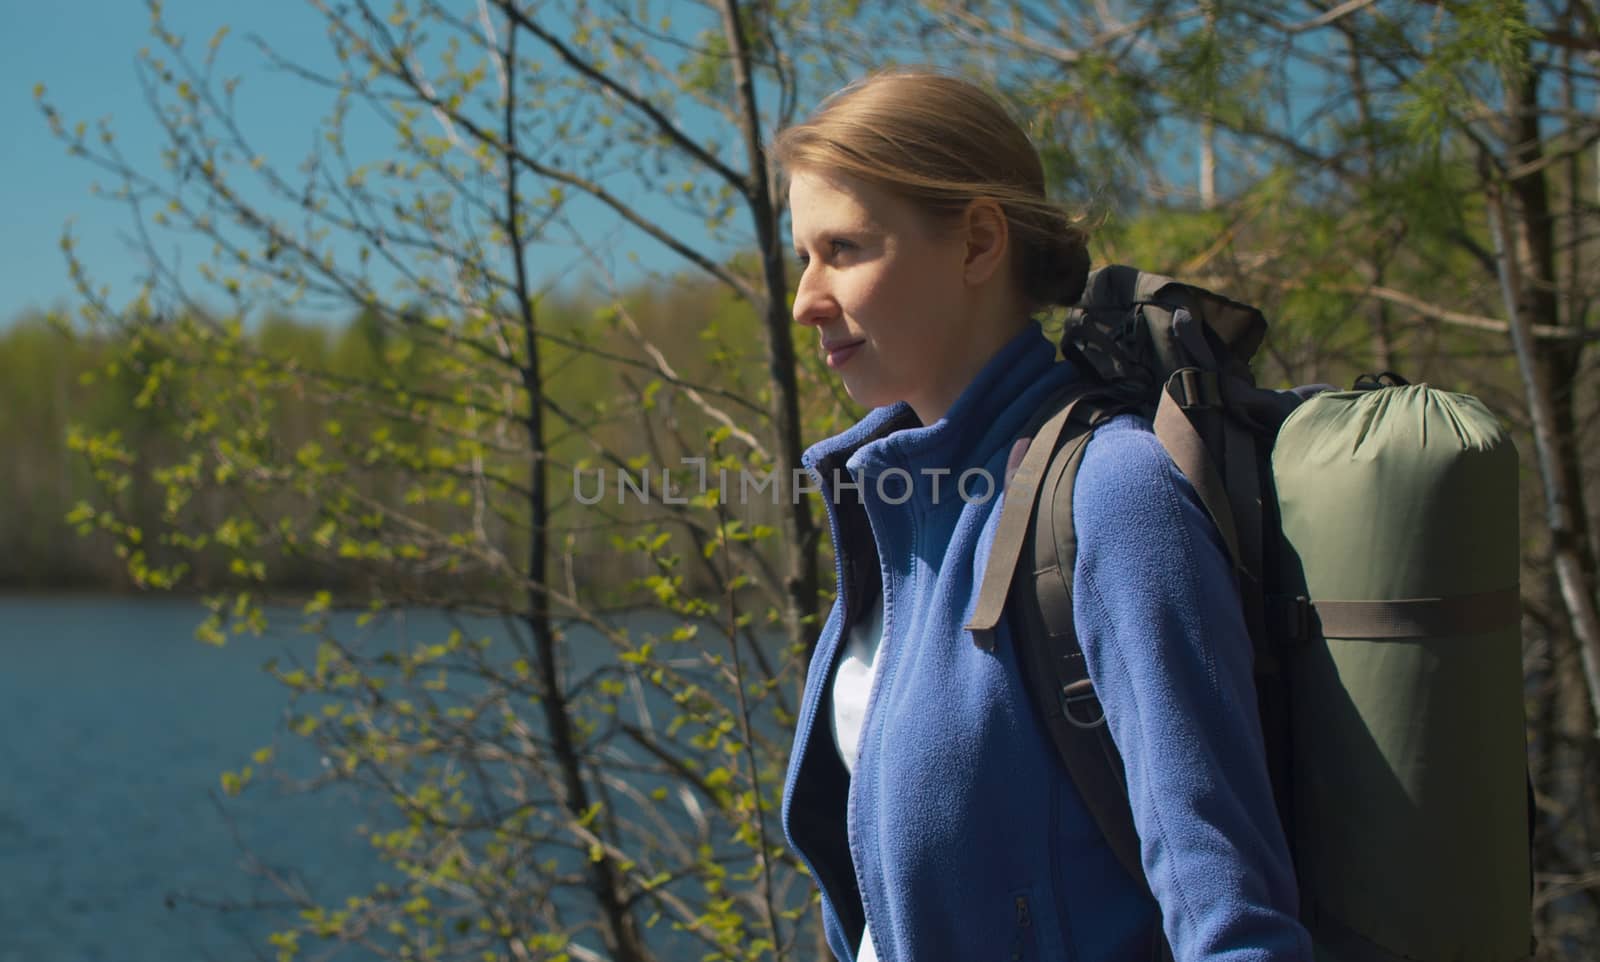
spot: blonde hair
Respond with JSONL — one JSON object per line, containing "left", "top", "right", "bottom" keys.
{"left": 771, "top": 67, "right": 1091, "bottom": 312}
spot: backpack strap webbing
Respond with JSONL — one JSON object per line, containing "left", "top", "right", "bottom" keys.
{"left": 1306, "top": 588, "right": 1521, "bottom": 639}
{"left": 1017, "top": 395, "right": 1177, "bottom": 962}
{"left": 967, "top": 385, "right": 1100, "bottom": 648}
{"left": 1156, "top": 370, "right": 1294, "bottom": 837}
{"left": 1152, "top": 372, "right": 1242, "bottom": 572}
{"left": 969, "top": 386, "right": 1176, "bottom": 962}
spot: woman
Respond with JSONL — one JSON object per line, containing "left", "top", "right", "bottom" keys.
{"left": 774, "top": 69, "right": 1311, "bottom": 962}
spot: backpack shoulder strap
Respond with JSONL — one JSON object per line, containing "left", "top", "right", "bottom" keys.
{"left": 1153, "top": 372, "right": 1242, "bottom": 571}
{"left": 1009, "top": 403, "right": 1143, "bottom": 883}
{"left": 967, "top": 386, "right": 1176, "bottom": 962}
{"left": 966, "top": 384, "right": 1097, "bottom": 648}
{"left": 1028, "top": 400, "right": 1179, "bottom": 962}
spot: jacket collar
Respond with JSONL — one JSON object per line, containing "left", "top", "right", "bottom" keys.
{"left": 802, "top": 320, "right": 1067, "bottom": 484}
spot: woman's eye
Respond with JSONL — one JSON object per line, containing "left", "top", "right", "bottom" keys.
{"left": 795, "top": 239, "right": 852, "bottom": 267}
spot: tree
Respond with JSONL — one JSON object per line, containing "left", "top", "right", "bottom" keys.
{"left": 38, "top": 0, "right": 856, "bottom": 958}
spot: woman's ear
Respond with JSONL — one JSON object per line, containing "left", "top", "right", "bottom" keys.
{"left": 960, "top": 197, "right": 1009, "bottom": 286}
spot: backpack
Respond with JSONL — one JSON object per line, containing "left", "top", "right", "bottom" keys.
{"left": 965, "top": 265, "right": 1534, "bottom": 962}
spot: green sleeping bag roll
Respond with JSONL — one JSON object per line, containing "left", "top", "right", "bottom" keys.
{"left": 1271, "top": 384, "right": 1531, "bottom": 962}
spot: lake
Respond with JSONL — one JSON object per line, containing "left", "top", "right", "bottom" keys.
{"left": 0, "top": 594, "right": 810, "bottom": 962}
{"left": 0, "top": 596, "right": 393, "bottom": 961}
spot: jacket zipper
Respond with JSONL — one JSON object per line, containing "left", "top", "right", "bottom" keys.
{"left": 788, "top": 457, "right": 868, "bottom": 952}
{"left": 1011, "top": 892, "right": 1035, "bottom": 962}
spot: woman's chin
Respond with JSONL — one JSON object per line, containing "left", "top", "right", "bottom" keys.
{"left": 840, "top": 380, "right": 897, "bottom": 412}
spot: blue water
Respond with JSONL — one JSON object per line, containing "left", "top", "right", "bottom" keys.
{"left": 0, "top": 596, "right": 805, "bottom": 961}
{"left": 0, "top": 596, "right": 390, "bottom": 961}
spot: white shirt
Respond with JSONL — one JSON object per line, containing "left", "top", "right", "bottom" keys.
{"left": 830, "top": 592, "right": 885, "bottom": 962}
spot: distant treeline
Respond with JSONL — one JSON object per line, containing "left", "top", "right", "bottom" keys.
{"left": 0, "top": 310, "right": 419, "bottom": 592}
{"left": 0, "top": 275, "right": 807, "bottom": 599}
{"left": 2, "top": 314, "right": 143, "bottom": 590}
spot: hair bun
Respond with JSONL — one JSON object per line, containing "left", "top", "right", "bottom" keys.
{"left": 1019, "top": 217, "right": 1089, "bottom": 310}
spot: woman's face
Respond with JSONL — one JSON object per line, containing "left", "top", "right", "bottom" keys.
{"left": 788, "top": 170, "right": 979, "bottom": 422}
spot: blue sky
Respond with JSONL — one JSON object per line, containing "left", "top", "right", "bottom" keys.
{"left": 4, "top": 1, "right": 325, "bottom": 323}
{"left": 2, "top": 1, "right": 740, "bottom": 327}
{"left": 3, "top": 3, "right": 1374, "bottom": 331}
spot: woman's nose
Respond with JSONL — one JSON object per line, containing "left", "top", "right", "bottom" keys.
{"left": 792, "top": 266, "right": 834, "bottom": 327}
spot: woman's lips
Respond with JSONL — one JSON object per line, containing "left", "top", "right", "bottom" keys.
{"left": 824, "top": 339, "right": 864, "bottom": 368}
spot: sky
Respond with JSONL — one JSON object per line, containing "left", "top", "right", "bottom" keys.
{"left": 4, "top": 1, "right": 324, "bottom": 323}
{"left": 0, "top": 0, "right": 740, "bottom": 327}
{"left": 0, "top": 2, "right": 1374, "bottom": 332}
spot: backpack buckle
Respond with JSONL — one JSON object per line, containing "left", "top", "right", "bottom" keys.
{"left": 1292, "top": 595, "right": 1312, "bottom": 642}
{"left": 1173, "top": 368, "right": 1221, "bottom": 409}
{"left": 1271, "top": 594, "right": 1313, "bottom": 644}
{"left": 1060, "top": 678, "right": 1107, "bottom": 730}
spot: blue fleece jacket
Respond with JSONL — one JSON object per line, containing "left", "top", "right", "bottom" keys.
{"left": 780, "top": 321, "right": 1311, "bottom": 962}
